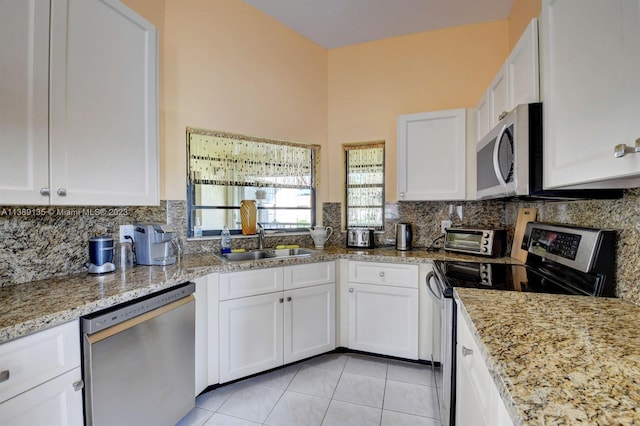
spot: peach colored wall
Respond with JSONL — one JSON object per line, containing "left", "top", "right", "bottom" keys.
{"left": 508, "top": 0, "right": 542, "bottom": 49}
{"left": 327, "top": 21, "right": 509, "bottom": 202}
{"left": 124, "top": 0, "right": 328, "bottom": 202}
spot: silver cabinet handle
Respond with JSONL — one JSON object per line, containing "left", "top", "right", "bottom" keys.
{"left": 57, "top": 188, "right": 67, "bottom": 196}
{"left": 399, "top": 192, "right": 405, "bottom": 198}
{"left": 40, "top": 188, "right": 50, "bottom": 196}
{"left": 72, "top": 380, "right": 84, "bottom": 391}
{"left": 348, "top": 288, "right": 354, "bottom": 293}
{"left": 379, "top": 271, "right": 385, "bottom": 277}
{"left": 0, "top": 370, "right": 9, "bottom": 383}
{"left": 279, "top": 298, "right": 284, "bottom": 303}
{"left": 461, "top": 346, "right": 473, "bottom": 357}
{"left": 286, "top": 296, "right": 292, "bottom": 302}
{"left": 614, "top": 138, "right": 640, "bottom": 158}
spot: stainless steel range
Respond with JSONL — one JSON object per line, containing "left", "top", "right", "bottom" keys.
{"left": 426, "top": 222, "right": 616, "bottom": 426}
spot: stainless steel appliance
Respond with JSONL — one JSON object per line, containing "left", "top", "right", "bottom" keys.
{"left": 395, "top": 223, "right": 412, "bottom": 251}
{"left": 134, "top": 223, "right": 176, "bottom": 265}
{"left": 346, "top": 228, "right": 375, "bottom": 249}
{"left": 87, "top": 236, "right": 115, "bottom": 274}
{"left": 81, "top": 282, "right": 195, "bottom": 426}
{"left": 476, "top": 103, "right": 622, "bottom": 200}
{"left": 443, "top": 227, "right": 506, "bottom": 257}
{"left": 426, "top": 222, "right": 615, "bottom": 426}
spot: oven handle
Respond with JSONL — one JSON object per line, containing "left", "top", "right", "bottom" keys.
{"left": 425, "top": 271, "right": 443, "bottom": 305}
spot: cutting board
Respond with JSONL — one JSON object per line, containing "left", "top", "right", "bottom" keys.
{"left": 510, "top": 208, "right": 538, "bottom": 262}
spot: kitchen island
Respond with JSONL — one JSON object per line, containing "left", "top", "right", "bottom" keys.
{"left": 455, "top": 288, "right": 640, "bottom": 425}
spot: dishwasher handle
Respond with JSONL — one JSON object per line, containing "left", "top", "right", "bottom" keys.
{"left": 86, "top": 294, "right": 194, "bottom": 344}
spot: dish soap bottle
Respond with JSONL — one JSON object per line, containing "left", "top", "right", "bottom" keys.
{"left": 194, "top": 217, "right": 203, "bottom": 238}
{"left": 221, "top": 226, "right": 231, "bottom": 254}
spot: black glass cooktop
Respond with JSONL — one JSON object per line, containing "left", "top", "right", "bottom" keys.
{"left": 434, "top": 260, "right": 598, "bottom": 297}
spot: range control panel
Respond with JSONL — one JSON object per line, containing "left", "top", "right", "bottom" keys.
{"left": 527, "top": 228, "right": 582, "bottom": 260}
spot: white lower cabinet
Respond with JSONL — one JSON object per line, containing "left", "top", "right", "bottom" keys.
{"left": 0, "top": 321, "right": 82, "bottom": 425}
{"left": 219, "top": 292, "right": 284, "bottom": 383}
{"left": 456, "top": 304, "right": 512, "bottom": 426}
{"left": 347, "top": 261, "right": 419, "bottom": 359}
{"left": 195, "top": 273, "right": 219, "bottom": 395}
{"left": 218, "top": 262, "right": 336, "bottom": 383}
{"left": 284, "top": 284, "right": 335, "bottom": 364}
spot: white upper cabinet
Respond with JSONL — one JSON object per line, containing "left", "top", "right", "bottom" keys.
{"left": 0, "top": 0, "right": 159, "bottom": 205}
{"left": 477, "top": 19, "right": 539, "bottom": 141}
{"left": 541, "top": 0, "right": 640, "bottom": 189}
{"left": 0, "top": 0, "right": 51, "bottom": 205}
{"left": 397, "top": 108, "right": 467, "bottom": 201}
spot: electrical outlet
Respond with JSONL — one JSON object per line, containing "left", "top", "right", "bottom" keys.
{"left": 119, "top": 224, "right": 135, "bottom": 243}
{"left": 441, "top": 220, "right": 452, "bottom": 234}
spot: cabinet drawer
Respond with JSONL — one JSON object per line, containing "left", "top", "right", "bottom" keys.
{"left": 0, "top": 321, "right": 80, "bottom": 404}
{"left": 219, "top": 268, "right": 284, "bottom": 301}
{"left": 284, "top": 261, "right": 335, "bottom": 290}
{"left": 348, "top": 261, "right": 419, "bottom": 288}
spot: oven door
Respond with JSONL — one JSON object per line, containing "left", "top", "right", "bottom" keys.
{"left": 476, "top": 115, "right": 517, "bottom": 200}
{"left": 426, "top": 270, "right": 453, "bottom": 426}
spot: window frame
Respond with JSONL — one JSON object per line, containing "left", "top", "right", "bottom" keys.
{"left": 344, "top": 141, "right": 385, "bottom": 231}
{"left": 186, "top": 128, "right": 319, "bottom": 237}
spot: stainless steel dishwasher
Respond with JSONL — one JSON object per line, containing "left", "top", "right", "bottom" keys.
{"left": 81, "top": 282, "right": 195, "bottom": 426}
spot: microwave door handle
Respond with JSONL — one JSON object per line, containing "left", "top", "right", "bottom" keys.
{"left": 492, "top": 124, "right": 509, "bottom": 188}
{"left": 426, "top": 272, "right": 444, "bottom": 305}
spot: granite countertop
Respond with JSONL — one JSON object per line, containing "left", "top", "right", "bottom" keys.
{"left": 454, "top": 288, "right": 640, "bottom": 425}
{"left": 0, "top": 246, "right": 508, "bottom": 344}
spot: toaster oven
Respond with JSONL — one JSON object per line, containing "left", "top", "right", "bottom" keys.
{"left": 444, "top": 228, "right": 506, "bottom": 257}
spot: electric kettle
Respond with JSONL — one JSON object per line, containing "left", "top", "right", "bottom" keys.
{"left": 396, "top": 223, "right": 412, "bottom": 251}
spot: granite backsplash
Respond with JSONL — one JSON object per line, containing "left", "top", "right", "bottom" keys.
{"left": 2, "top": 193, "right": 639, "bottom": 305}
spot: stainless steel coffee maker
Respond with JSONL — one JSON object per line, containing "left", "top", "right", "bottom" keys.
{"left": 133, "top": 224, "right": 176, "bottom": 265}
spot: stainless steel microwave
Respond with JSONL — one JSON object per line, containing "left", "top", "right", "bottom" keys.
{"left": 476, "top": 103, "right": 622, "bottom": 200}
{"left": 476, "top": 103, "right": 538, "bottom": 199}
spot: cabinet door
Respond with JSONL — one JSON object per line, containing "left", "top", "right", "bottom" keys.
{"left": 456, "top": 306, "right": 513, "bottom": 426}
{"left": 508, "top": 18, "right": 539, "bottom": 108}
{"left": 49, "top": 0, "right": 158, "bottom": 205}
{"left": 397, "top": 109, "right": 466, "bottom": 200}
{"left": 541, "top": 0, "right": 640, "bottom": 188}
{"left": 284, "top": 284, "right": 335, "bottom": 364}
{"left": 219, "top": 268, "right": 283, "bottom": 301}
{"left": 489, "top": 64, "right": 509, "bottom": 127}
{"left": 0, "top": 321, "right": 80, "bottom": 405}
{"left": 476, "top": 92, "right": 491, "bottom": 142}
{"left": 219, "top": 293, "right": 284, "bottom": 383}
{"left": 348, "top": 283, "right": 418, "bottom": 359}
{"left": 0, "top": 0, "right": 50, "bottom": 204}
{"left": 0, "top": 368, "right": 83, "bottom": 426}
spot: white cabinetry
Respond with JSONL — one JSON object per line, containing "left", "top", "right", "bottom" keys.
{"left": 195, "top": 273, "right": 219, "bottom": 395}
{"left": 0, "top": 321, "right": 83, "bottom": 425}
{"left": 347, "top": 262, "right": 419, "bottom": 359}
{"left": 456, "top": 305, "right": 512, "bottom": 426}
{"left": 540, "top": 0, "right": 640, "bottom": 189}
{"left": 0, "top": 0, "right": 158, "bottom": 205}
{"left": 477, "top": 19, "right": 539, "bottom": 141}
{"left": 219, "top": 262, "right": 335, "bottom": 383}
{"left": 397, "top": 109, "right": 467, "bottom": 200}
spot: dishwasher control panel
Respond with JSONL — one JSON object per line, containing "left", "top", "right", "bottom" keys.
{"left": 81, "top": 282, "right": 195, "bottom": 334}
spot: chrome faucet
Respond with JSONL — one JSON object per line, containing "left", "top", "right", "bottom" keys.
{"left": 258, "top": 223, "right": 265, "bottom": 249}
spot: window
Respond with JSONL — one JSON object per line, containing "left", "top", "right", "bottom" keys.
{"left": 344, "top": 142, "right": 385, "bottom": 231}
{"left": 187, "top": 128, "right": 319, "bottom": 236}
